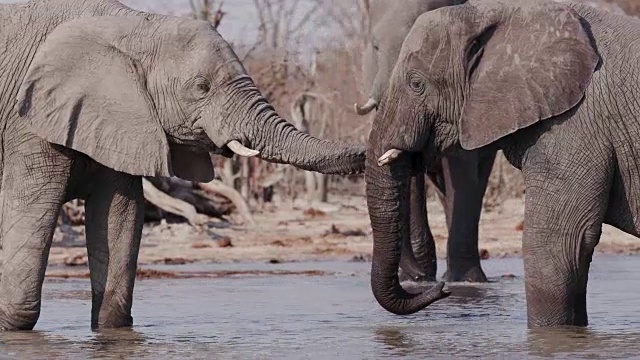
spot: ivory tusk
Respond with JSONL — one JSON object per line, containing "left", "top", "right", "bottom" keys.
{"left": 227, "top": 140, "right": 260, "bottom": 157}
{"left": 354, "top": 98, "right": 378, "bottom": 116}
{"left": 377, "top": 149, "right": 403, "bottom": 166}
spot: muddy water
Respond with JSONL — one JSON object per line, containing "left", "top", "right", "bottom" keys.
{"left": 1, "top": 255, "right": 640, "bottom": 359}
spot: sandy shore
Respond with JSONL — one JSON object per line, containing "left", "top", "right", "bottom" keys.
{"left": 44, "top": 194, "right": 639, "bottom": 272}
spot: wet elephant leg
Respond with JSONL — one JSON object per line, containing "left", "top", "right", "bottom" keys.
{"left": 85, "top": 166, "right": 144, "bottom": 329}
{"left": 398, "top": 174, "right": 433, "bottom": 282}
{"left": 441, "top": 150, "right": 496, "bottom": 282}
{"left": 0, "top": 139, "right": 72, "bottom": 330}
{"left": 399, "top": 161, "right": 449, "bottom": 283}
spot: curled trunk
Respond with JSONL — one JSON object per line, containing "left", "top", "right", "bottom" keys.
{"left": 365, "top": 141, "right": 450, "bottom": 314}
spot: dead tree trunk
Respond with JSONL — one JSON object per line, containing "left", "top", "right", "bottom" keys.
{"left": 291, "top": 92, "right": 329, "bottom": 203}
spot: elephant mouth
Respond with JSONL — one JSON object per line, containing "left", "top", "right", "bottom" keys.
{"left": 167, "top": 133, "right": 254, "bottom": 159}
{"left": 377, "top": 148, "right": 428, "bottom": 176}
{"left": 213, "top": 141, "right": 257, "bottom": 159}
{"left": 211, "top": 145, "right": 235, "bottom": 158}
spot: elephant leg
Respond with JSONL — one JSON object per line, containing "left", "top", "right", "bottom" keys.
{"left": 0, "top": 141, "right": 72, "bottom": 330}
{"left": 441, "top": 150, "right": 495, "bottom": 283}
{"left": 426, "top": 165, "right": 446, "bottom": 205}
{"left": 399, "top": 174, "right": 438, "bottom": 281}
{"left": 399, "top": 174, "right": 435, "bottom": 282}
{"left": 522, "top": 166, "right": 609, "bottom": 327}
{"left": 84, "top": 167, "right": 144, "bottom": 329}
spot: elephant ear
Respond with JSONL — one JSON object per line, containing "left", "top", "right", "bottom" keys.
{"left": 15, "top": 17, "right": 172, "bottom": 177}
{"left": 459, "top": 3, "right": 600, "bottom": 150}
{"left": 169, "top": 145, "right": 215, "bottom": 183}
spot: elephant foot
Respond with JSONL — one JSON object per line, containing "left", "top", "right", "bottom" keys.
{"left": 92, "top": 315, "right": 133, "bottom": 330}
{"left": 0, "top": 305, "right": 39, "bottom": 331}
{"left": 442, "top": 262, "right": 488, "bottom": 283}
{"left": 398, "top": 267, "right": 436, "bottom": 283}
{"left": 92, "top": 302, "right": 133, "bottom": 330}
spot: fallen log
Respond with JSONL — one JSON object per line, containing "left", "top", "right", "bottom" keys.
{"left": 198, "top": 179, "right": 255, "bottom": 227}
{"left": 141, "top": 178, "right": 207, "bottom": 227}
{"left": 59, "top": 176, "right": 253, "bottom": 228}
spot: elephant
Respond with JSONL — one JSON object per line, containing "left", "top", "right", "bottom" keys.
{"left": 365, "top": 0, "right": 640, "bottom": 327}
{"left": 0, "top": 0, "right": 364, "bottom": 330}
{"left": 355, "top": 0, "right": 496, "bottom": 282}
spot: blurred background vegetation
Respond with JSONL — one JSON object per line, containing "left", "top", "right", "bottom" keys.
{"left": 60, "top": 0, "right": 640, "bottom": 227}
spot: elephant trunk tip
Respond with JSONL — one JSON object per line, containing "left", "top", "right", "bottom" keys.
{"left": 375, "top": 281, "right": 451, "bottom": 316}
{"left": 424, "top": 281, "right": 451, "bottom": 303}
{"left": 354, "top": 98, "right": 378, "bottom": 116}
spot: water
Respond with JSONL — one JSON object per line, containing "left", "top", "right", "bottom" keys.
{"left": 1, "top": 255, "right": 640, "bottom": 359}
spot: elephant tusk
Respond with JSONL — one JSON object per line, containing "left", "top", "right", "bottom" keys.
{"left": 377, "top": 149, "right": 403, "bottom": 166}
{"left": 227, "top": 140, "right": 260, "bottom": 157}
{"left": 354, "top": 98, "right": 378, "bottom": 116}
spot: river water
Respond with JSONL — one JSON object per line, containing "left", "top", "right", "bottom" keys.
{"left": 0, "top": 255, "right": 639, "bottom": 359}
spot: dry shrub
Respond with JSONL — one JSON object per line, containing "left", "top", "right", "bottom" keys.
{"left": 483, "top": 152, "right": 525, "bottom": 209}
{"left": 142, "top": 0, "right": 640, "bottom": 209}
{"left": 609, "top": 0, "right": 640, "bottom": 16}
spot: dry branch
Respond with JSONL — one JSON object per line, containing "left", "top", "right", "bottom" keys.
{"left": 142, "top": 178, "right": 206, "bottom": 226}
{"left": 198, "top": 180, "right": 256, "bottom": 227}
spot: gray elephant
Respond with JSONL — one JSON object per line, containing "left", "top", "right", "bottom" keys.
{"left": 356, "top": 0, "right": 496, "bottom": 282}
{"left": 365, "top": 0, "right": 640, "bottom": 327}
{"left": 0, "top": 0, "right": 364, "bottom": 330}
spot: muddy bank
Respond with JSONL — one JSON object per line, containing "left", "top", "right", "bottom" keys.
{"left": 40, "top": 195, "right": 640, "bottom": 272}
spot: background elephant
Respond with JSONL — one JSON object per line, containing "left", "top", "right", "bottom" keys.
{"left": 365, "top": 0, "right": 640, "bottom": 326}
{"left": 0, "top": 0, "right": 364, "bottom": 330}
{"left": 356, "top": 0, "right": 496, "bottom": 282}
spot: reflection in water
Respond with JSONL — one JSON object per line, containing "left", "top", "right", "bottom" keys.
{"left": 441, "top": 284, "right": 488, "bottom": 305}
{"left": 526, "top": 327, "right": 640, "bottom": 358}
{"left": 0, "top": 331, "right": 72, "bottom": 359}
{"left": 0, "top": 257, "right": 638, "bottom": 358}
{"left": 88, "top": 328, "right": 148, "bottom": 359}
{"left": 0, "top": 329, "right": 149, "bottom": 359}
{"left": 373, "top": 327, "right": 418, "bottom": 356}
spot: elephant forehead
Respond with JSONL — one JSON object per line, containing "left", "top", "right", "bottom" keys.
{"left": 157, "top": 20, "right": 245, "bottom": 79}
{"left": 401, "top": 13, "right": 454, "bottom": 67}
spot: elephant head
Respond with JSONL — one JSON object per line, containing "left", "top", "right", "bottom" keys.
{"left": 366, "top": 0, "right": 599, "bottom": 315}
{"left": 16, "top": 16, "right": 365, "bottom": 182}
{"left": 354, "top": 0, "right": 467, "bottom": 115}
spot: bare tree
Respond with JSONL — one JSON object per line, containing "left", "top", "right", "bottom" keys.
{"left": 190, "top": 0, "right": 226, "bottom": 28}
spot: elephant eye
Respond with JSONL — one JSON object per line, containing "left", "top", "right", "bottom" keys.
{"left": 372, "top": 38, "right": 379, "bottom": 51}
{"left": 197, "top": 81, "right": 211, "bottom": 94}
{"left": 186, "top": 77, "right": 212, "bottom": 100}
{"left": 407, "top": 71, "right": 426, "bottom": 95}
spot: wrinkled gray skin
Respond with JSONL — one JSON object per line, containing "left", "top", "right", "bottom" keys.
{"left": 366, "top": 0, "right": 640, "bottom": 326}
{"left": 0, "top": 0, "right": 365, "bottom": 330}
{"left": 357, "top": 0, "right": 495, "bottom": 283}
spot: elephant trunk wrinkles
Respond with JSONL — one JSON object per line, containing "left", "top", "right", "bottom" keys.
{"left": 231, "top": 82, "right": 365, "bottom": 175}
{"left": 366, "top": 135, "right": 449, "bottom": 315}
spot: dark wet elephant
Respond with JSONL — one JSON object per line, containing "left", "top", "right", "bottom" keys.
{"left": 365, "top": 0, "right": 640, "bottom": 327}
{"left": 356, "top": 0, "right": 497, "bottom": 282}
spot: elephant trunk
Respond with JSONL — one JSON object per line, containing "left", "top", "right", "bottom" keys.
{"left": 217, "top": 78, "right": 365, "bottom": 175}
{"left": 365, "top": 126, "right": 449, "bottom": 315}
